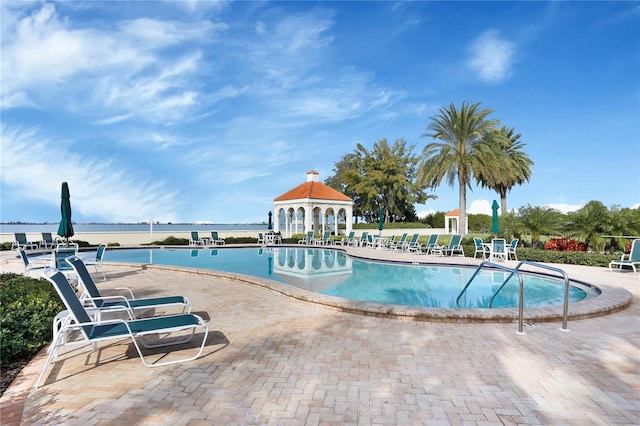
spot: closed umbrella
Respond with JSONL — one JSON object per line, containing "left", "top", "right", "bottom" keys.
{"left": 268, "top": 211, "right": 273, "bottom": 230}
{"left": 378, "top": 207, "right": 385, "bottom": 237}
{"left": 491, "top": 200, "right": 500, "bottom": 234}
{"left": 57, "top": 182, "right": 74, "bottom": 247}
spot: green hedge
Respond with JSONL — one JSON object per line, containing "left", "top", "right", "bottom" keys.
{"left": 0, "top": 273, "right": 64, "bottom": 364}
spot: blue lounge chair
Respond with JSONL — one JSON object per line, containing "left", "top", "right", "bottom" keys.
{"left": 189, "top": 231, "right": 205, "bottom": 246}
{"left": 389, "top": 233, "right": 408, "bottom": 251}
{"left": 402, "top": 234, "right": 420, "bottom": 252}
{"left": 425, "top": 234, "right": 440, "bottom": 255}
{"left": 37, "top": 268, "right": 208, "bottom": 388}
{"left": 12, "top": 233, "right": 38, "bottom": 250}
{"left": 17, "top": 249, "right": 50, "bottom": 277}
{"left": 210, "top": 231, "right": 226, "bottom": 245}
{"left": 78, "top": 243, "right": 107, "bottom": 280}
{"left": 298, "top": 231, "right": 314, "bottom": 245}
{"left": 442, "top": 234, "right": 464, "bottom": 257}
{"left": 507, "top": 238, "right": 519, "bottom": 261}
{"left": 609, "top": 239, "right": 640, "bottom": 273}
{"left": 66, "top": 256, "right": 191, "bottom": 319}
{"left": 39, "top": 232, "right": 58, "bottom": 249}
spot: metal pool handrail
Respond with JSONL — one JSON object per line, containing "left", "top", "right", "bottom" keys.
{"left": 456, "top": 261, "right": 571, "bottom": 334}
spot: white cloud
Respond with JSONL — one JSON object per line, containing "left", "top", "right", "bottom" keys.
{"left": 0, "top": 126, "right": 180, "bottom": 222}
{"left": 546, "top": 203, "right": 583, "bottom": 214}
{"left": 468, "top": 199, "right": 494, "bottom": 215}
{"left": 632, "top": 203, "right": 640, "bottom": 209}
{"left": 417, "top": 209, "right": 436, "bottom": 219}
{"left": 467, "top": 30, "right": 516, "bottom": 82}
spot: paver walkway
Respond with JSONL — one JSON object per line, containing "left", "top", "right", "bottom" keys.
{"left": 1, "top": 248, "right": 638, "bottom": 425}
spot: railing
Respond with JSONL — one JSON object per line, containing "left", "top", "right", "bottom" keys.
{"left": 456, "top": 260, "right": 571, "bottom": 334}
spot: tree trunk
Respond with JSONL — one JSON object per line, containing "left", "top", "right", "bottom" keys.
{"left": 500, "top": 187, "right": 508, "bottom": 215}
{"left": 458, "top": 178, "right": 467, "bottom": 236}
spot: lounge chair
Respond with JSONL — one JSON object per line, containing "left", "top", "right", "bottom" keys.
{"left": 473, "top": 238, "right": 489, "bottom": 259}
{"left": 12, "top": 233, "right": 38, "bottom": 250}
{"left": 257, "top": 233, "right": 265, "bottom": 244}
{"left": 389, "top": 233, "right": 408, "bottom": 251}
{"left": 357, "top": 232, "right": 369, "bottom": 247}
{"left": 17, "top": 249, "right": 50, "bottom": 277}
{"left": 402, "top": 234, "right": 420, "bottom": 252}
{"left": 53, "top": 246, "right": 79, "bottom": 280}
{"left": 335, "top": 231, "right": 355, "bottom": 246}
{"left": 66, "top": 256, "right": 191, "bottom": 319}
{"left": 298, "top": 231, "right": 314, "bottom": 245}
{"left": 316, "top": 230, "right": 332, "bottom": 245}
{"left": 37, "top": 268, "right": 208, "bottom": 388}
{"left": 406, "top": 234, "right": 423, "bottom": 253}
{"left": 189, "top": 231, "right": 205, "bottom": 246}
{"left": 441, "top": 234, "right": 464, "bottom": 257}
{"left": 210, "top": 231, "right": 226, "bottom": 245}
{"left": 39, "top": 232, "right": 58, "bottom": 249}
{"left": 424, "top": 234, "right": 440, "bottom": 255}
{"left": 488, "top": 238, "right": 507, "bottom": 262}
{"left": 507, "top": 238, "right": 519, "bottom": 261}
{"left": 78, "top": 243, "right": 107, "bottom": 280}
{"left": 609, "top": 239, "right": 640, "bottom": 273}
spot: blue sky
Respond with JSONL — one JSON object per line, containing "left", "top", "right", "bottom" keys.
{"left": 1, "top": 1, "right": 639, "bottom": 224}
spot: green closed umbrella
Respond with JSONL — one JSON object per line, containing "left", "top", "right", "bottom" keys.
{"left": 491, "top": 200, "right": 500, "bottom": 234}
{"left": 268, "top": 211, "right": 273, "bottom": 230}
{"left": 57, "top": 182, "right": 74, "bottom": 247}
{"left": 378, "top": 207, "right": 385, "bottom": 236}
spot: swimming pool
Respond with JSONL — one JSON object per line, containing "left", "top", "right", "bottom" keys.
{"left": 104, "top": 247, "right": 598, "bottom": 309}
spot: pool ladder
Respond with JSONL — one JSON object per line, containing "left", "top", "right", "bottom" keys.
{"left": 456, "top": 261, "right": 571, "bottom": 334}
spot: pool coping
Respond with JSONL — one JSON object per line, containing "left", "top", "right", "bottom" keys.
{"left": 104, "top": 244, "right": 634, "bottom": 324}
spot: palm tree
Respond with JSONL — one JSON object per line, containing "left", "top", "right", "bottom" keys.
{"left": 478, "top": 126, "right": 533, "bottom": 214}
{"left": 417, "top": 101, "right": 501, "bottom": 236}
{"left": 519, "top": 204, "right": 564, "bottom": 246}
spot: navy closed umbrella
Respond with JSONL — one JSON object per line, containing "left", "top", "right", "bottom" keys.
{"left": 57, "top": 182, "right": 74, "bottom": 247}
{"left": 491, "top": 200, "right": 500, "bottom": 234}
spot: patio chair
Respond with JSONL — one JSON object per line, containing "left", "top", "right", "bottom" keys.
{"left": 424, "top": 234, "right": 440, "bottom": 255}
{"left": 406, "top": 234, "right": 424, "bottom": 253}
{"left": 402, "top": 234, "right": 420, "bottom": 252}
{"left": 389, "top": 233, "right": 408, "bottom": 251}
{"left": 189, "top": 231, "right": 205, "bottom": 246}
{"left": 12, "top": 233, "right": 38, "bottom": 250}
{"left": 78, "top": 243, "right": 107, "bottom": 280}
{"left": 489, "top": 238, "right": 507, "bottom": 262}
{"left": 609, "top": 239, "right": 640, "bottom": 273}
{"left": 357, "top": 232, "right": 369, "bottom": 247}
{"left": 53, "top": 246, "right": 79, "bottom": 281}
{"left": 473, "top": 238, "right": 490, "bottom": 259}
{"left": 210, "top": 231, "right": 226, "bottom": 245}
{"left": 335, "top": 231, "right": 355, "bottom": 246}
{"left": 66, "top": 256, "right": 191, "bottom": 319}
{"left": 17, "top": 249, "right": 50, "bottom": 277}
{"left": 317, "top": 230, "right": 332, "bottom": 245}
{"left": 39, "top": 232, "right": 58, "bottom": 249}
{"left": 441, "top": 234, "right": 464, "bottom": 257}
{"left": 37, "top": 268, "right": 208, "bottom": 388}
{"left": 507, "top": 238, "right": 519, "bottom": 261}
{"left": 298, "top": 231, "right": 314, "bottom": 245}
{"left": 257, "top": 233, "right": 265, "bottom": 244}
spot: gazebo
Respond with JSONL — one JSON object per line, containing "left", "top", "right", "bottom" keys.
{"left": 273, "top": 170, "right": 353, "bottom": 238}
{"left": 444, "top": 209, "right": 468, "bottom": 235}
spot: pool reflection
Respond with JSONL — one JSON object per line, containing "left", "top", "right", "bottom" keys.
{"left": 270, "top": 248, "right": 352, "bottom": 292}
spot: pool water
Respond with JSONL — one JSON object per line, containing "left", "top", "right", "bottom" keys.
{"left": 105, "top": 247, "right": 597, "bottom": 309}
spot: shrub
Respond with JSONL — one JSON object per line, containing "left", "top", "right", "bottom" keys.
{"left": 544, "top": 237, "right": 587, "bottom": 252}
{"left": 0, "top": 273, "right": 64, "bottom": 364}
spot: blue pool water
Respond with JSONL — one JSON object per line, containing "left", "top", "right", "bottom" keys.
{"left": 104, "top": 247, "right": 597, "bottom": 309}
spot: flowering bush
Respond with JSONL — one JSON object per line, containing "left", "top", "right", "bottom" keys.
{"left": 543, "top": 237, "right": 587, "bottom": 252}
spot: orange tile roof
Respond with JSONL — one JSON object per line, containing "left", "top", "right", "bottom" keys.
{"left": 445, "top": 209, "right": 460, "bottom": 217}
{"left": 274, "top": 181, "right": 352, "bottom": 202}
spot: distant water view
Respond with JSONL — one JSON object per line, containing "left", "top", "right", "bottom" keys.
{"left": 1, "top": 223, "right": 269, "bottom": 233}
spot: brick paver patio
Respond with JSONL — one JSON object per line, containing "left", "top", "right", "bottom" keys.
{"left": 1, "top": 247, "right": 638, "bottom": 425}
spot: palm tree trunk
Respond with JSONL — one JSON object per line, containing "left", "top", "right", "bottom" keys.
{"left": 458, "top": 179, "right": 467, "bottom": 236}
{"left": 500, "top": 187, "right": 508, "bottom": 215}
